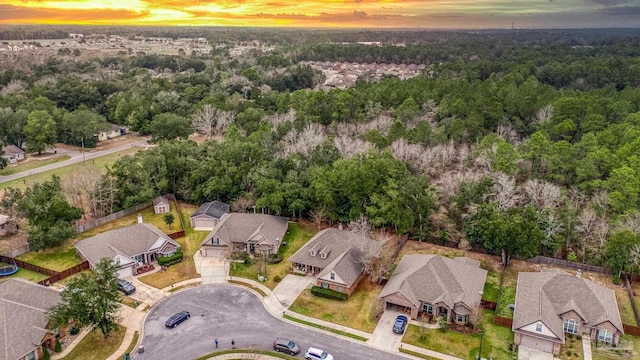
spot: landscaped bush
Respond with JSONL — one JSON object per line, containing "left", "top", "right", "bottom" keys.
{"left": 267, "top": 254, "right": 282, "bottom": 264}
{"left": 158, "top": 251, "right": 183, "bottom": 266}
{"left": 273, "top": 275, "right": 282, "bottom": 282}
{"left": 42, "top": 347, "right": 50, "bottom": 360}
{"left": 55, "top": 340, "right": 62, "bottom": 353}
{"left": 310, "top": 286, "right": 347, "bottom": 300}
{"left": 70, "top": 326, "right": 80, "bottom": 335}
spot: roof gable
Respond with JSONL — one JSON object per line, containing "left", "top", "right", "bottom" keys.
{"left": 153, "top": 196, "right": 170, "bottom": 206}
{"left": 317, "top": 248, "right": 364, "bottom": 287}
{"left": 191, "top": 201, "right": 230, "bottom": 220}
{"left": 201, "top": 213, "right": 288, "bottom": 249}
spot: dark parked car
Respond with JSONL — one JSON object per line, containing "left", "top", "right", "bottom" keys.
{"left": 273, "top": 338, "right": 300, "bottom": 355}
{"left": 165, "top": 311, "right": 190, "bottom": 328}
{"left": 117, "top": 279, "right": 136, "bottom": 295}
{"left": 392, "top": 315, "right": 408, "bottom": 334}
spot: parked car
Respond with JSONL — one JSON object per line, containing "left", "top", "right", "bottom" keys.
{"left": 165, "top": 311, "right": 190, "bottom": 328}
{"left": 304, "top": 347, "right": 334, "bottom": 360}
{"left": 273, "top": 338, "right": 300, "bottom": 355}
{"left": 392, "top": 315, "right": 408, "bottom": 334}
{"left": 117, "top": 279, "right": 136, "bottom": 295}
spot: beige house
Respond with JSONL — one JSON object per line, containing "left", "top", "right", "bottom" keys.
{"left": 97, "top": 124, "right": 127, "bottom": 141}
{"left": 289, "top": 228, "right": 377, "bottom": 296}
{"left": 380, "top": 254, "right": 487, "bottom": 323}
{"left": 513, "top": 269, "right": 624, "bottom": 355}
{"left": 0, "top": 279, "right": 64, "bottom": 360}
{"left": 190, "top": 201, "right": 229, "bottom": 230}
{"left": 199, "top": 213, "right": 288, "bottom": 257}
{"left": 153, "top": 196, "right": 170, "bottom": 214}
{"left": 2, "top": 145, "right": 25, "bottom": 164}
{"left": 75, "top": 223, "right": 180, "bottom": 278}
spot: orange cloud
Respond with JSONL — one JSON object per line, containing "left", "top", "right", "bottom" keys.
{"left": 0, "top": 4, "right": 149, "bottom": 24}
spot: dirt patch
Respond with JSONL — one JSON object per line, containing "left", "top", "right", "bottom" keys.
{"left": 0, "top": 231, "right": 28, "bottom": 255}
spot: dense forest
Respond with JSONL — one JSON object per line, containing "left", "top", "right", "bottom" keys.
{"left": 1, "top": 28, "right": 640, "bottom": 279}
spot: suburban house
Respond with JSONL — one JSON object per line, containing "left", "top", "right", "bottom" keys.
{"left": 2, "top": 144, "right": 25, "bottom": 163}
{"left": 512, "top": 269, "right": 624, "bottom": 355}
{"left": 199, "top": 213, "right": 288, "bottom": 257}
{"left": 97, "top": 124, "right": 127, "bottom": 142}
{"left": 380, "top": 254, "right": 487, "bottom": 323}
{"left": 0, "top": 214, "right": 17, "bottom": 237}
{"left": 190, "top": 201, "right": 230, "bottom": 230}
{"left": 289, "top": 228, "right": 378, "bottom": 296}
{"left": 0, "top": 279, "right": 64, "bottom": 360}
{"left": 75, "top": 222, "right": 180, "bottom": 278}
{"left": 153, "top": 196, "right": 170, "bottom": 214}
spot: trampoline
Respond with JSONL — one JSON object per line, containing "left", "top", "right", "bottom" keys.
{"left": 0, "top": 259, "right": 18, "bottom": 276}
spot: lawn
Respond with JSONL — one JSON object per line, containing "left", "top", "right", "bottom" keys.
{"left": 615, "top": 291, "right": 637, "bottom": 326}
{"left": 0, "top": 155, "right": 71, "bottom": 176}
{"left": 58, "top": 325, "right": 126, "bottom": 360}
{"left": 0, "top": 267, "right": 49, "bottom": 283}
{"left": 496, "top": 267, "right": 518, "bottom": 318}
{"left": 403, "top": 310, "right": 515, "bottom": 360}
{"left": 229, "top": 222, "right": 318, "bottom": 290}
{"left": 482, "top": 269, "right": 500, "bottom": 303}
{"left": 288, "top": 279, "right": 383, "bottom": 333}
{"left": 0, "top": 147, "right": 139, "bottom": 190}
{"left": 17, "top": 246, "right": 81, "bottom": 271}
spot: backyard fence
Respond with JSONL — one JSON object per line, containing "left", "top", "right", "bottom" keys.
{"left": 493, "top": 316, "right": 513, "bottom": 328}
{"left": 481, "top": 300, "right": 497, "bottom": 311}
{"left": 167, "top": 230, "right": 186, "bottom": 239}
{"left": 622, "top": 324, "right": 640, "bottom": 337}
{"left": 75, "top": 201, "right": 152, "bottom": 233}
{"left": 529, "top": 256, "right": 611, "bottom": 275}
{"left": 0, "top": 255, "right": 56, "bottom": 276}
{"left": 37, "top": 261, "right": 90, "bottom": 286}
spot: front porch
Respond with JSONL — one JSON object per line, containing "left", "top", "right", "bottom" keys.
{"left": 291, "top": 262, "right": 323, "bottom": 276}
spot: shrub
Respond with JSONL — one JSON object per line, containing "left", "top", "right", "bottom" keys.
{"left": 70, "top": 326, "right": 80, "bottom": 335}
{"left": 55, "top": 340, "right": 62, "bottom": 353}
{"left": 577, "top": 335, "right": 582, "bottom": 340}
{"left": 310, "top": 286, "right": 347, "bottom": 300}
{"left": 158, "top": 250, "right": 183, "bottom": 266}
{"left": 267, "top": 254, "right": 282, "bottom": 264}
{"left": 273, "top": 275, "right": 282, "bottom": 282}
{"left": 42, "top": 347, "right": 50, "bottom": 360}
{"left": 567, "top": 251, "right": 577, "bottom": 262}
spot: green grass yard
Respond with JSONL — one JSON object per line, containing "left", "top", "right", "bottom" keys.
{"left": 58, "top": 326, "right": 126, "bottom": 360}
{"left": 482, "top": 269, "right": 500, "bottom": 303}
{"left": 17, "top": 246, "right": 81, "bottom": 271}
{"left": 0, "top": 155, "right": 71, "bottom": 176}
{"left": 0, "top": 267, "right": 49, "bottom": 283}
{"left": 496, "top": 267, "right": 518, "bottom": 318}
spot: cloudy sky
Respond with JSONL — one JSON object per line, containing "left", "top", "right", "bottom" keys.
{"left": 0, "top": 0, "right": 639, "bottom": 28}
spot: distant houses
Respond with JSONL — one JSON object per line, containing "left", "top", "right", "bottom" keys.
{"left": 2, "top": 144, "right": 25, "bottom": 164}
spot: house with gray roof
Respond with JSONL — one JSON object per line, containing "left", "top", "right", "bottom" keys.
{"left": 0, "top": 279, "right": 63, "bottom": 360}
{"left": 512, "top": 269, "right": 624, "bottom": 355}
{"left": 289, "top": 228, "right": 378, "bottom": 296}
{"left": 379, "top": 254, "right": 487, "bottom": 323}
{"left": 153, "top": 196, "right": 170, "bottom": 214}
{"left": 190, "top": 201, "right": 230, "bottom": 230}
{"left": 199, "top": 213, "right": 288, "bottom": 257}
{"left": 2, "top": 145, "right": 25, "bottom": 164}
{"left": 75, "top": 222, "right": 180, "bottom": 278}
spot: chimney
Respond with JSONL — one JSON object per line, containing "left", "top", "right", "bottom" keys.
{"left": 137, "top": 214, "right": 143, "bottom": 224}
{"left": 576, "top": 269, "right": 582, "bottom": 278}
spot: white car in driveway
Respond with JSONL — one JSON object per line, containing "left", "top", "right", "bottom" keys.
{"left": 304, "top": 347, "right": 334, "bottom": 360}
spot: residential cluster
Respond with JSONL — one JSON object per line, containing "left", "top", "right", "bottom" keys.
{"left": 302, "top": 61, "right": 428, "bottom": 89}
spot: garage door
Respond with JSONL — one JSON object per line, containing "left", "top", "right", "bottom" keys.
{"left": 520, "top": 335, "right": 554, "bottom": 353}
{"left": 205, "top": 248, "right": 226, "bottom": 257}
{"left": 194, "top": 218, "right": 215, "bottom": 229}
{"left": 116, "top": 266, "right": 133, "bottom": 279}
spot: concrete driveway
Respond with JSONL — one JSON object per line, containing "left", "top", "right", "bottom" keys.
{"left": 518, "top": 346, "right": 555, "bottom": 360}
{"left": 124, "top": 276, "right": 169, "bottom": 306}
{"left": 194, "top": 252, "right": 229, "bottom": 284}
{"left": 272, "top": 274, "right": 314, "bottom": 308}
{"left": 367, "top": 311, "right": 405, "bottom": 351}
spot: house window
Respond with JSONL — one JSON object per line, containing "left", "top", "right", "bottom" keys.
{"left": 162, "top": 250, "right": 177, "bottom": 257}
{"left": 330, "top": 272, "right": 335, "bottom": 280}
{"left": 456, "top": 314, "right": 468, "bottom": 323}
{"left": 337, "top": 286, "right": 343, "bottom": 293}
{"left": 564, "top": 319, "right": 578, "bottom": 334}
{"left": 597, "top": 329, "right": 613, "bottom": 343}
{"left": 321, "top": 283, "right": 329, "bottom": 289}
{"left": 26, "top": 350, "right": 35, "bottom": 360}
{"left": 423, "top": 304, "right": 433, "bottom": 315}
{"left": 536, "top": 322, "right": 543, "bottom": 332}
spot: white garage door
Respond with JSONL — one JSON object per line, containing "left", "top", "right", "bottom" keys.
{"left": 205, "top": 248, "right": 226, "bottom": 257}
{"left": 520, "top": 335, "right": 554, "bottom": 353}
{"left": 194, "top": 218, "right": 215, "bottom": 229}
{"left": 116, "top": 266, "right": 134, "bottom": 279}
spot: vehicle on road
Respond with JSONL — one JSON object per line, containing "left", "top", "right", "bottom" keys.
{"left": 165, "top": 311, "right": 190, "bottom": 328}
{"left": 392, "top": 315, "right": 408, "bottom": 334}
{"left": 273, "top": 338, "right": 300, "bottom": 355}
{"left": 304, "top": 347, "right": 334, "bottom": 360}
{"left": 117, "top": 279, "right": 136, "bottom": 295}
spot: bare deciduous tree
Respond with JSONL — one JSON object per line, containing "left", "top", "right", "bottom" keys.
{"left": 333, "top": 135, "right": 371, "bottom": 158}
{"left": 536, "top": 105, "right": 552, "bottom": 123}
{"left": 485, "top": 172, "right": 520, "bottom": 211}
{"left": 522, "top": 179, "right": 562, "bottom": 211}
{"left": 309, "top": 208, "right": 326, "bottom": 227}
{"left": 281, "top": 123, "right": 326, "bottom": 157}
{"left": 620, "top": 212, "right": 640, "bottom": 234}
{"left": 191, "top": 104, "right": 235, "bottom": 139}
{"left": 231, "top": 196, "right": 256, "bottom": 213}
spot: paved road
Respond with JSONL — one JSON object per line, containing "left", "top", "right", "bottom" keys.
{"left": 0, "top": 138, "right": 150, "bottom": 184}
{"left": 134, "top": 285, "right": 410, "bottom": 360}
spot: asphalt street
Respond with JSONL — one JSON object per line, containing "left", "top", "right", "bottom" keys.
{"left": 133, "top": 285, "right": 410, "bottom": 360}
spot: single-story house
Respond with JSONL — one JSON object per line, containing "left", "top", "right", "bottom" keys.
{"left": 0, "top": 214, "right": 18, "bottom": 237}
{"left": 190, "top": 201, "right": 230, "bottom": 230}
{"left": 97, "top": 124, "right": 128, "bottom": 142}
{"left": 75, "top": 222, "right": 180, "bottom": 278}
{"left": 289, "top": 228, "right": 378, "bottom": 296}
{"left": 0, "top": 278, "right": 64, "bottom": 360}
{"left": 380, "top": 254, "right": 487, "bottom": 323}
{"left": 512, "top": 269, "right": 624, "bottom": 355}
{"left": 153, "top": 196, "right": 170, "bottom": 214}
{"left": 2, "top": 144, "right": 25, "bottom": 164}
{"left": 199, "top": 213, "right": 288, "bottom": 257}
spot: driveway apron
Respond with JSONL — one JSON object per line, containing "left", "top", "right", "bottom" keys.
{"left": 367, "top": 311, "right": 405, "bottom": 351}
{"left": 200, "top": 256, "right": 229, "bottom": 284}
{"left": 518, "top": 346, "right": 555, "bottom": 360}
{"left": 272, "top": 274, "right": 314, "bottom": 308}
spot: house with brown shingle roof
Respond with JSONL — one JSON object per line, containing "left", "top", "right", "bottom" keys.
{"left": 379, "top": 254, "right": 487, "bottom": 323}
{"left": 75, "top": 223, "right": 180, "bottom": 278}
{"left": 0, "top": 279, "right": 63, "bottom": 360}
{"left": 289, "top": 228, "right": 379, "bottom": 296}
{"left": 512, "top": 269, "right": 624, "bottom": 355}
{"left": 199, "top": 213, "right": 288, "bottom": 257}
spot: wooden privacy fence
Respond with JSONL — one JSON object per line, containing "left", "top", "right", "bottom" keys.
{"left": 75, "top": 201, "right": 151, "bottom": 233}
{"left": 481, "top": 300, "right": 497, "bottom": 311}
{"left": 493, "top": 316, "right": 513, "bottom": 327}
{"left": 167, "top": 230, "right": 185, "bottom": 239}
{"left": 0, "top": 255, "right": 56, "bottom": 276}
{"left": 622, "top": 324, "right": 640, "bottom": 337}
{"left": 529, "top": 256, "right": 611, "bottom": 275}
{"left": 37, "top": 261, "right": 90, "bottom": 286}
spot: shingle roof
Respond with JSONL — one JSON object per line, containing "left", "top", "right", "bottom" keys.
{"left": 512, "top": 270, "right": 624, "bottom": 338}
{"left": 380, "top": 254, "right": 487, "bottom": 311}
{"left": 0, "top": 279, "right": 62, "bottom": 360}
{"left": 2, "top": 145, "right": 24, "bottom": 155}
{"left": 201, "top": 213, "right": 288, "bottom": 250}
{"left": 75, "top": 223, "right": 179, "bottom": 267}
{"left": 153, "top": 196, "right": 169, "bottom": 206}
{"left": 190, "top": 201, "right": 229, "bottom": 220}
{"left": 317, "top": 248, "right": 364, "bottom": 287}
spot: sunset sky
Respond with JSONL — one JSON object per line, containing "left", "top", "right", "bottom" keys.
{"left": 1, "top": 0, "right": 639, "bottom": 28}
